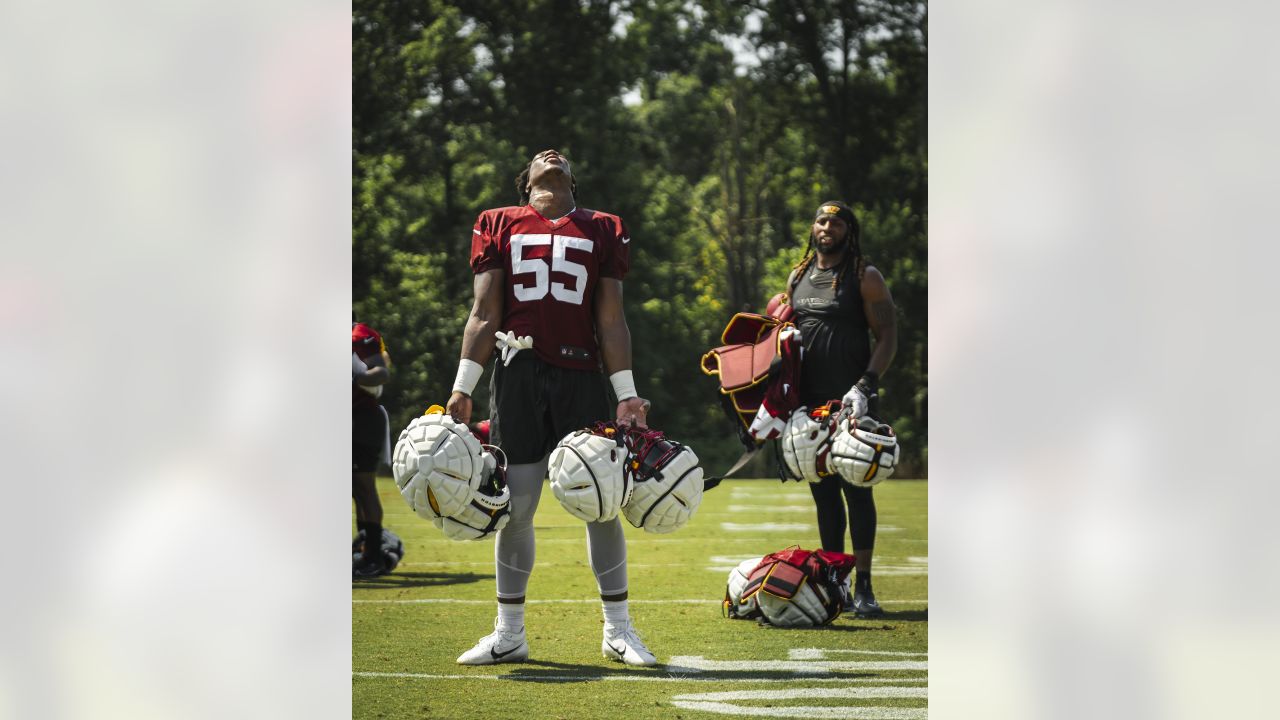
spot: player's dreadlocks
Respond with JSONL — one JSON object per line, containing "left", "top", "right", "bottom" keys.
{"left": 514, "top": 157, "right": 579, "bottom": 205}
{"left": 787, "top": 200, "right": 867, "bottom": 299}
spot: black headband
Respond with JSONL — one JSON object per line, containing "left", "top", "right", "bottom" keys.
{"left": 814, "top": 201, "right": 855, "bottom": 228}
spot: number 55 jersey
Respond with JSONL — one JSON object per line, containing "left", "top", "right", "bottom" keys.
{"left": 470, "top": 205, "right": 631, "bottom": 371}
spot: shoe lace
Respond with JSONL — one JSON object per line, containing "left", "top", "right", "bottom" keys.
{"left": 613, "top": 620, "right": 647, "bottom": 648}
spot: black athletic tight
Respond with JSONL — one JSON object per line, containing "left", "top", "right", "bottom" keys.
{"left": 809, "top": 475, "right": 876, "bottom": 552}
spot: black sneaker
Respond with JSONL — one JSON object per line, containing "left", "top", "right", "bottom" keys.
{"left": 352, "top": 552, "right": 390, "bottom": 580}
{"left": 850, "top": 589, "right": 884, "bottom": 618}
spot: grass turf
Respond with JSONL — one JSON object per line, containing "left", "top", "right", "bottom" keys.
{"left": 353, "top": 477, "right": 927, "bottom": 719}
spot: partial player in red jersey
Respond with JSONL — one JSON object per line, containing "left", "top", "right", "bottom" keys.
{"left": 445, "top": 148, "right": 657, "bottom": 667}
{"left": 352, "top": 320, "right": 394, "bottom": 578}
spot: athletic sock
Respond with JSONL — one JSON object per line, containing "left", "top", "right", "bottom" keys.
{"left": 357, "top": 522, "right": 383, "bottom": 561}
{"left": 602, "top": 599, "right": 629, "bottom": 627}
{"left": 497, "top": 603, "right": 525, "bottom": 633}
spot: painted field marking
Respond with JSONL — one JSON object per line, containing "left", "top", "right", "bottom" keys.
{"left": 399, "top": 561, "right": 687, "bottom": 569}
{"left": 673, "top": 686, "right": 927, "bottom": 700}
{"left": 708, "top": 555, "right": 764, "bottom": 565}
{"left": 789, "top": 649, "right": 927, "bottom": 659}
{"left": 720, "top": 522, "right": 813, "bottom": 532}
{"left": 353, "top": 672, "right": 928, "bottom": 684}
{"left": 707, "top": 555, "right": 928, "bottom": 574}
{"left": 353, "top": 598, "right": 928, "bottom": 606}
{"left": 726, "top": 505, "right": 814, "bottom": 513}
{"left": 730, "top": 491, "right": 811, "bottom": 502}
{"left": 671, "top": 694, "right": 927, "bottom": 720}
{"left": 665, "top": 656, "right": 928, "bottom": 674}
{"left": 862, "top": 566, "right": 927, "bottom": 576}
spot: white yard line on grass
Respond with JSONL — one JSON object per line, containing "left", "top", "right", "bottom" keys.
{"left": 666, "top": 656, "right": 928, "bottom": 673}
{"left": 674, "top": 687, "right": 927, "bottom": 700}
{"left": 353, "top": 672, "right": 929, "bottom": 684}
{"left": 729, "top": 492, "right": 812, "bottom": 502}
{"left": 720, "top": 522, "right": 813, "bottom": 532}
{"left": 399, "top": 562, "right": 688, "bottom": 568}
{"left": 353, "top": 598, "right": 928, "bottom": 605}
{"left": 671, "top": 698, "right": 927, "bottom": 720}
{"left": 789, "top": 649, "right": 928, "bottom": 659}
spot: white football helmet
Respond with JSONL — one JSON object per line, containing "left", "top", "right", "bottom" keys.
{"left": 779, "top": 403, "right": 843, "bottom": 483}
{"left": 723, "top": 557, "right": 764, "bottom": 619}
{"left": 621, "top": 429, "right": 704, "bottom": 534}
{"left": 392, "top": 412, "right": 486, "bottom": 520}
{"left": 549, "top": 425, "right": 631, "bottom": 523}
{"left": 435, "top": 449, "right": 511, "bottom": 541}
{"left": 756, "top": 580, "right": 837, "bottom": 627}
{"left": 829, "top": 416, "right": 900, "bottom": 488}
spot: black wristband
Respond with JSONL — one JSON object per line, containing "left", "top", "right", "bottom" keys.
{"left": 856, "top": 371, "right": 879, "bottom": 396}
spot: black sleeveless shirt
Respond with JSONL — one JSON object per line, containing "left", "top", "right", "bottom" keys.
{"left": 790, "top": 257, "right": 871, "bottom": 406}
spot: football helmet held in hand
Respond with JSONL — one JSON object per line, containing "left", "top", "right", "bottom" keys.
{"left": 393, "top": 411, "right": 487, "bottom": 519}
{"left": 779, "top": 401, "right": 843, "bottom": 483}
{"left": 549, "top": 422, "right": 632, "bottom": 522}
{"left": 621, "top": 427, "right": 704, "bottom": 533}
{"left": 393, "top": 408, "right": 511, "bottom": 540}
{"left": 435, "top": 447, "right": 511, "bottom": 540}
{"left": 829, "top": 415, "right": 900, "bottom": 488}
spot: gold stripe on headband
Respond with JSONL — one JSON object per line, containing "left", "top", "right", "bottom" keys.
{"left": 821, "top": 205, "right": 841, "bottom": 214}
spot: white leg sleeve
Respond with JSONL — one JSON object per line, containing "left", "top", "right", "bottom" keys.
{"left": 494, "top": 458, "right": 548, "bottom": 599}
{"left": 586, "top": 516, "right": 628, "bottom": 597}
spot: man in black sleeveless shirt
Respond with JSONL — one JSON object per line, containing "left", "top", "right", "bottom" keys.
{"left": 786, "top": 201, "right": 898, "bottom": 616}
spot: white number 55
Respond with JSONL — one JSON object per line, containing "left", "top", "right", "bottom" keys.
{"left": 510, "top": 234, "right": 593, "bottom": 305}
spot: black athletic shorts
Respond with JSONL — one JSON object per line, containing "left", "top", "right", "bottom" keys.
{"left": 490, "top": 351, "right": 612, "bottom": 464}
{"left": 352, "top": 404, "right": 387, "bottom": 472}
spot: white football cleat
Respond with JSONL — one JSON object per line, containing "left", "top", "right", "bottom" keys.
{"left": 602, "top": 620, "right": 657, "bottom": 667}
{"left": 456, "top": 620, "right": 529, "bottom": 665}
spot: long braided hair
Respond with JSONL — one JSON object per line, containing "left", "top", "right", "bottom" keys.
{"left": 788, "top": 201, "right": 868, "bottom": 299}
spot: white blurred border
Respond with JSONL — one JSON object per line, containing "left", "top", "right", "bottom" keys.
{"left": 932, "top": 1, "right": 1280, "bottom": 718}
{"left": 0, "top": 2, "right": 350, "bottom": 718}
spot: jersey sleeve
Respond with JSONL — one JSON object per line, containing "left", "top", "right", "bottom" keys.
{"left": 470, "top": 211, "right": 503, "bottom": 274}
{"left": 352, "top": 323, "right": 385, "bottom": 361}
{"left": 599, "top": 216, "right": 631, "bottom": 280}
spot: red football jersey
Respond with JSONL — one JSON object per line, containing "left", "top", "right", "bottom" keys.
{"left": 470, "top": 205, "right": 631, "bottom": 370}
{"left": 352, "top": 322, "right": 386, "bottom": 408}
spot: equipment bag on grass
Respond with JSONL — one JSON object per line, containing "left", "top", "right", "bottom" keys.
{"left": 723, "top": 546, "right": 856, "bottom": 627}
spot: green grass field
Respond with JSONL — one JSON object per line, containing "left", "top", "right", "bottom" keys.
{"left": 353, "top": 476, "right": 928, "bottom": 719}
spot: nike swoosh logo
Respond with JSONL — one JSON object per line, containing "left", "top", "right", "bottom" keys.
{"left": 490, "top": 644, "right": 521, "bottom": 660}
{"left": 621, "top": 236, "right": 630, "bottom": 244}
{"left": 606, "top": 640, "right": 627, "bottom": 657}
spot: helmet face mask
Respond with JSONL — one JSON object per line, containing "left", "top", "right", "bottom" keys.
{"left": 621, "top": 427, "right": 703, "bottom": 534}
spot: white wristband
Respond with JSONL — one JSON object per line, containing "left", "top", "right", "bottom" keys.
{"left": 609, "top": 369, "right": 638, "bottom": 402}
{"left": 452, "top": 359, "right": 484, "bottom": 396}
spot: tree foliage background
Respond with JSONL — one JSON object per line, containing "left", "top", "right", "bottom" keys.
{"left": 354, "top": 0, "right": 927, "bottom": 476}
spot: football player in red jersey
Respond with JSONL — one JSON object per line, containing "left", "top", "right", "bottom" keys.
{"left": 445, "top": 148, "right": 657, "bottom": 666}
{"left": 352, "top": 320, "right": 394, "bottom": 578}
